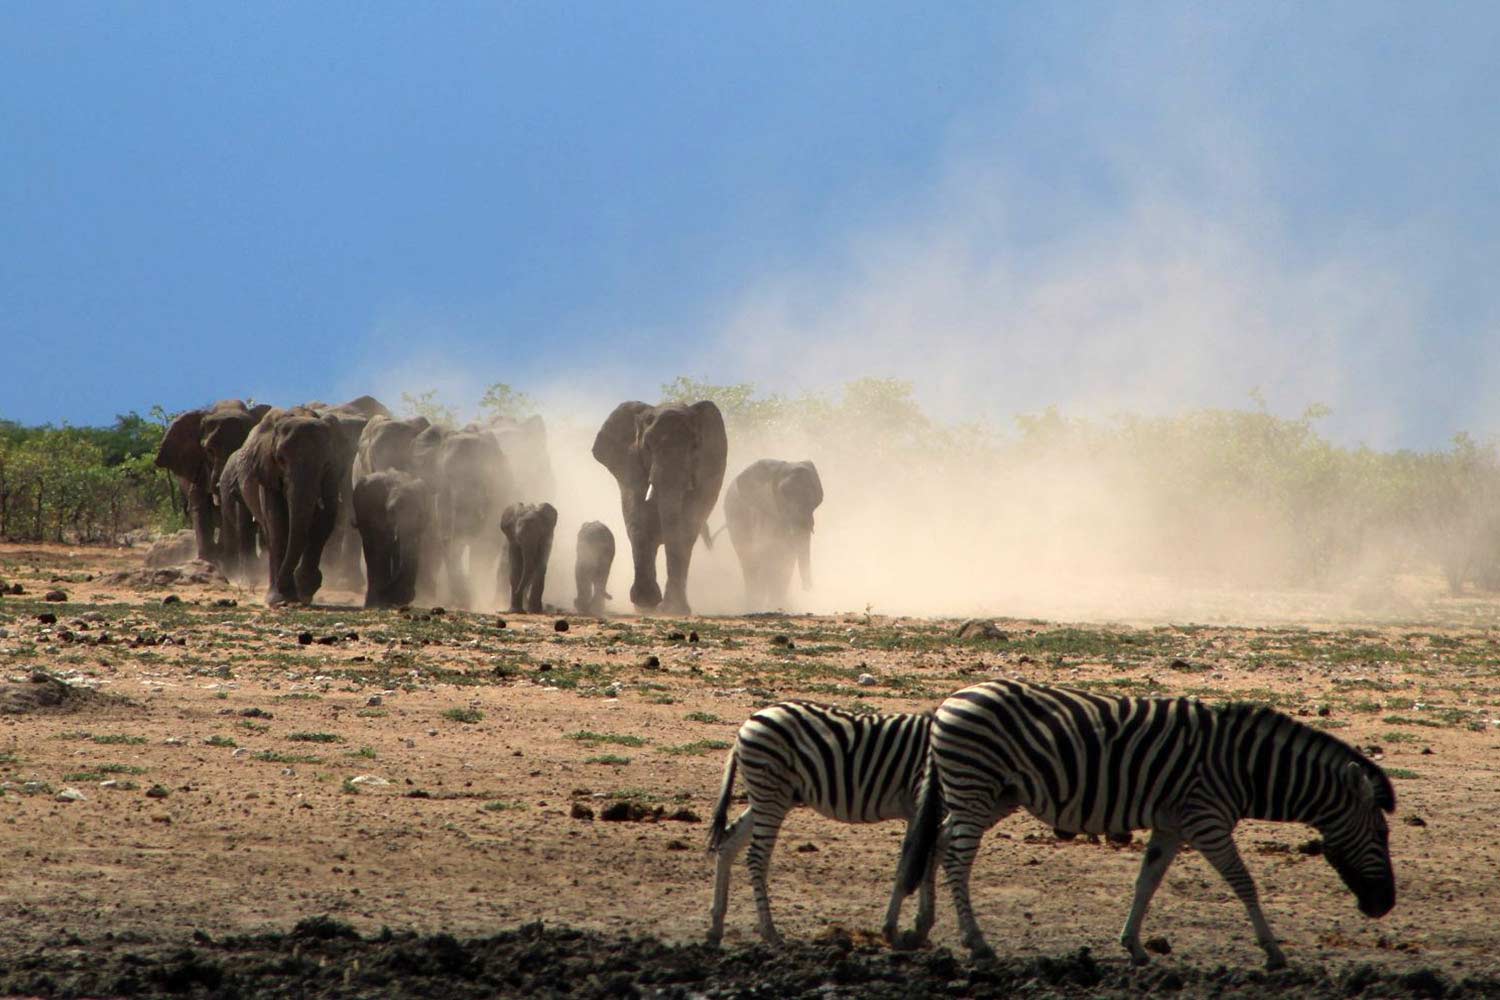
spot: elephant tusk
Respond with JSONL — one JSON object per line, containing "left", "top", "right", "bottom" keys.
{"left": 644, "top": 482, "right": 654, "bottom": 503}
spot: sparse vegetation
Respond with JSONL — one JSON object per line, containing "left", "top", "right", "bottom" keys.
{"left": 441, "top": 708, "right": 484, "bottom": 724}
{"left": 566, "top": 731, "right": 646, "bottom": 748}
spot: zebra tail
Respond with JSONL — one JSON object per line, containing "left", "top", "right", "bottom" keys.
{"left": 896, "top": 759, "right": 943, "bottom": 896}
{"left": 706, "top": 747, "right": 738, "bottom": 853}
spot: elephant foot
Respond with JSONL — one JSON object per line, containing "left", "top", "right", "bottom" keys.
{"left": 266, "top": 588, "right": 294, "bottom": 608}
{"left": 293, "top": 568, "right": 323, "bottom": 604}
{"left": 629, "top": 579, "right": 663, "bottom": 610}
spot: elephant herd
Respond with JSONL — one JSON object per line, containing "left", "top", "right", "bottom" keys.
{"left": 153, "top": 396, "right": 825, "bottom": 616}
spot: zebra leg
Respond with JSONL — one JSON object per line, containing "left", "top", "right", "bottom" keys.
{"left": 1119, "top": 828, "right": 1181, "bottom": 964}
{"left": 746, "top": 803, "right": 790, "bottom": 946}
{"left": 707, "top": 809, "right": 754, "bottom": 946}
{"left": 1187, "top": 820, "right": 1287, "bottom": 970}
{"left": 942, "top": 817, "right": 996, "bottom": 961}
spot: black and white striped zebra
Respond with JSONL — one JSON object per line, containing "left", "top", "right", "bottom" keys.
{"left": 897, "top": 679, "right": 1396, "bottom": 969}
{"left": 707, "top": 700, "right": 941, "bottom": 949}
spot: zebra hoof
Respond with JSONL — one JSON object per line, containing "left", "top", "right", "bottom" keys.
{"left": 891, "top": 929, "right": 926, "bottom": 952}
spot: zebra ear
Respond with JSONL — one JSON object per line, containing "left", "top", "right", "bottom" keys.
{"left": 1343, "top": 760, "right": 1375, "bottom": 805}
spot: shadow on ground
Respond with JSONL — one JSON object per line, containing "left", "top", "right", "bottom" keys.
{"left": 0, "top": 919, "right": 1487, "bottom": 999}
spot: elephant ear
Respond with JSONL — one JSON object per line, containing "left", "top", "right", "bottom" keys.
{"left": 688, "top": 400, "right": 728, "bottom": 513}
{"left": 249, "top": 404, "right": 273, "bottom": 424}
{"left": 339, "top": 395, "right": 392, "bottom": 419}
{"left": 592, "top": 402, "right": 652, "bottom": 488}
{"left": 155, "top": 408, "right": 206, "bottom": 476}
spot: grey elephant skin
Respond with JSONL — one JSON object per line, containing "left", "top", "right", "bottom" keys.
{"left": 353, "top": 414, "right": 431, "bottom": 480}
{"left": 216, "top": 446, "right": 262, "bottom": 583}
{"left": 500, "top": 502, "right": 558, "bottom": 613}
{"left": 154, "top": 400, "right": 272, "bottom": 565}
{"left": 592, "top": 401, "right": 727, "bottom": 615}
{"left": 574, "top": 521, "right": 615, "bottom": 615}
{"left": 427, "top": 428, "right": 515, "bottom": 609}
{"left": 238, "top": 406, "right": 344, "bottom": 606}
{"left": 724, "top": 459, "right": 823, "bottom": 610}
{"left": 353, "top": 470, "right": 433, "bottom": 608}
{"left": 312, "top": 395, "right": 393, "bottom": 587}
{"left": 487, "top": 415, "right": 556, "bottom": 501}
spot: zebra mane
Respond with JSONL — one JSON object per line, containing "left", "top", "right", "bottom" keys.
{"left": 1219, "top": 702, "right": 1396, "bottom": 812}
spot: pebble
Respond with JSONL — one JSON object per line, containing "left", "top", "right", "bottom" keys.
{"left": 857, "top": 673, "right": 878, "bottom": 687}
{"left": 162, "top": 595, "right": 181, "bottom": 605}
{"left": 163, "top": 737, "right": 185, "bottom": 746}
{"left": 554, "top": 619, "right": 570, "bottom": 632}
{"left": 366, "top": 695, "right": 383, "bottom": 707}
{"left": 232, "top": 748, "right": 251, "bottom": 758}
{"left": 55, "top": 787, "right": 85, "bottom": 802}
{"left": 350, "top": 775, "right": 389, "bottom": 786}
{"left": 43, "top": 590, "right": 67, "bottom": 603}
{"left": 146, "top": 784, "right": 171, "bottom": 799}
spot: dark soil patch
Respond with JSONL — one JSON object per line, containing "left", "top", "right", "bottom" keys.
{"left": 0, "top": 672, "right": 126, "bottom": 715}
{"left": 101, "top": 560, "right": 226, "bottom": 589}
{"left": 0, "top": 921, "right": 1489, "bottom": 999}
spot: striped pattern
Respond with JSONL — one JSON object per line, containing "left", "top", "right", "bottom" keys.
{"left": 903, "top": 679, "right": 1396, "bottom": 969}
{"left": 706, "top": 701, "right": 938, "bottom": 948}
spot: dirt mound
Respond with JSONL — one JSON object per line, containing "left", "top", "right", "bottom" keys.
{"left": 0, "top": 670, "right": 121, "bottom": 715}
{"left": 102, "top": 559, "right": 226, "bottom": 589}
{"left": 143, "top": 530, "right": 199, "bottom": 568}
{"left": 0, "top": 920, "right": 1485, "bottom": 999}
{"left": 955, "top": 618, "right": 1009, "bottom": 641}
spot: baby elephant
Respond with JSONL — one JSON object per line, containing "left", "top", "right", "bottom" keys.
{"left": 352, "top": 470, "right": 433, "bottom": 608}
{"left": 574, "top": 521, "right": 615, "bottom": 615}
{"left": 500, "top": 502, "right": 558, "bottom": 613}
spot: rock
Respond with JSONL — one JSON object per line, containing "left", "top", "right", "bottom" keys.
{"left": 43, "top": 590, "right": 67, "bottom": 603}
{"left": 231, "top": 748, "right": 251, "bottom": 758}
{"left": 350, "top": 775, "right": 389, "bottom": 787}
{"left": 1405, "top": 815, "right": 1427, "bottom": 827}
{"left": 36, "top": 612, "right": 57, "bottom": 625}
{"left": 665, "top": 839, "right": 690, "bottom": 851}
{"left": 956, "top": 619, "right": 1008, "bottom": 641}
{"left": 795, "top": 842, "right": 819, "bottom": 853}
{"left": 55, "top": 787, "right": 85, "bottom": 802}
{"left": 315, "top": 634, "right": 339, "bottom": 645}
{"left": 495, "top": 618, "right": 507, "bottom": 629}
{"left": 554, "top": 619, "right": 570, "bottom": 632}
{"left": 162, "top": 594, "right": 182, "bottom": 605}
{"left": 642, "top": 655, "right": 661, "bottom": 669}
{"left": 366, "top": 695, "right": 383, "bottom": 707}
{"left": 667, "top": 631, "right": 686, "bottom": 641}
{"left": 570, "top": 802, "right": 595, "bottom": 821}
{"left": 857, "top": 673, "right": 878, "bottom": 687}
{"left": 666, "top": 807, "right": 701, "bottom": 823}
{"left": 145, "top": 784, "right": 170, "bottom": 799}
{"left": 688, "top": 631, "right": 699, "bottom": 643}
{"left": 143, "top": 530, "right": 198, "bottom": 568}
{"left": 430, "top": 607, "right": 446, "bottom": 615}
{"left": 297, "top": 632, "right": 313, "bottom": 645}
{"left": 239, "top": 707, "right": 271, "bottom": 719}
{"left": 770, "top": 634, "right": 794, "bottom": 649}
{"left": 1297, "top": 838, "right": 1324, "bottom": 856}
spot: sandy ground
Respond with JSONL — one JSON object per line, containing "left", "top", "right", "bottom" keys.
{"left": 2, "top": 542, "right": 1499, "bottom": 996}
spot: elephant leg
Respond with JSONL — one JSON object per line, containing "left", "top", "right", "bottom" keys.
{"left": 186, "top": 480, "right": 218, "bottom": 565}
{"left": 660, "top": 528, "right": 695, "bottom": 616}
{"left": 506, "top": 538, "right": 525, "bottom": 613}
{"left": 261, "top": 487, "right": 293, "bottom": 606}
{"left": 527, "top": 533, "right": 552, "bottom": 613}
{"left": 445, "top": 537, "right": 472, "bottom": 610}
{"left": 574, "top": 560, "right": 591, "bottom": 614}
{"left": 623, "top": 491, "right": 663, "bottom": 609}
{"left": 293, "top": 479, "right": 339, "bottom": 604}
{"left": 359, "top": 527, "right": 391, "bottom": 608}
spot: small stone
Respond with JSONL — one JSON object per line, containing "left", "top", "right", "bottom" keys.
{"left": 231, "top": 748, "right": 251, "bottom": 758}
{"left": 430, "top": 607, "right": 446, "bottom": 615}
{"left": 495, "top": 618, "right": 507, "bottom": 629}
{"left": 350, "top": 775, "right": 389, "bottom": 786}
{"left": 665, "top": 839, "right": 690, "bottom": 851}
{"left": 857, "top": 673, "right": 878, "bottom": 687}
{"left": 36, "top": 612, "right": 57, "bottom": 625}
{"left": 1317, "top": 705, "right": 1332, "bottom": 717}
{"left": 43, "top": 590, "right": 67, "bottom": 603}
{"left": 1145, "top": 936, "right": 1172, "bottom": 955}
{"left": 642, "top": 655, "right": 661, "bottom": 669}
{"left": 214, "top": 664, "right": 233, "bottom": 679}
{"left": 570, "top": 802, "right": 595, "bottom": 821}
{"left": 145, "top": 784, "right": 170, "bottom": 799}
{"left": 297, "top": 632, "right": 313, "bottom": 645}
{"left": 56, "top": 787, "right": 85, "bottom": 802}
{"left": 1404, "top": 815, "right": 1427, "bottom": 827}
{"left": 1297, "top": 838, "right": 1324, "bottom": 856}
{"left": 1421, "top": 746, "right": 1434, "bottom": 756}
{"left": 162, "top": 595, "right": 181, "bottom": 605}
{"left": 366, "top": 695, "right": 383, "bottom": 707}
{"left": 554, "top": 619, "right": 569, "bottom": 632}
{"left": 315, "top": 635, "right": 339, "bottom": 645}
{"left": 688, "top": 631, "right": 699, "bottom": 643}
{"left": 795, "top": 842, "right": 819, "bottom": 853}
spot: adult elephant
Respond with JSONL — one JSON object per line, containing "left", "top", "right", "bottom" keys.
{"left": 216, "top": 446, "right": 261, "bottom": 584}
{"left": 313, "top": 396, "right": 393, "bottom": 587}
{"left": 352, "top": 469, "right": 433, "bottom": 608}
{"left": 154, "top": 400, "right": 272, "bottom": 564}
{"left": 430, "top": 428, "right": 514, "bottom": 610}
{"left": 238, "top": 406, "right": 344, "bottom": 606}
{"left": 592, "top": 400, "right": 727, "bottom": 615}
{"left": 723, "top": 460, "right": 824, "bottom": 610}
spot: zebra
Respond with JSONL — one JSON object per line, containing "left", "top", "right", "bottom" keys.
{"left": 896, "top": 679, "right": 1396, "bottom": 969}
{"left": 706, "top": 700, "right": 942, "bottom": 949}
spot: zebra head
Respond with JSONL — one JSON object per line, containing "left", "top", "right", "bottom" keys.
{"left": 1319, "top": 759, "right": 1397, "bottom": 918}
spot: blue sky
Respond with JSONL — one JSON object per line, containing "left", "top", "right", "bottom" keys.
{"left": 2, "top": 3, "right": 1496, "bottom": 447}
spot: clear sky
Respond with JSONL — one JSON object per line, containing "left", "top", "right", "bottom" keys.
{"left": 2, "top": 3, "right": 1496, "bottom": 447}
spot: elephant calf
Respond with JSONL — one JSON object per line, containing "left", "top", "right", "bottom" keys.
{"left": 724, "top": 459, "right": 824, "bottom": 611}
{"left": 500, "top": 502, "right": 558, "bottom": 614}
{"left": 574, "top": 521, "right": 615, "bottom": 615}
{"left": 353, "top": 470, "right": 433, "bottom": 609}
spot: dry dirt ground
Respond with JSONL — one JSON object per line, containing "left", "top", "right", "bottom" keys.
{"left": 1, "top": 542, "right": 1499, "bottom": 998}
